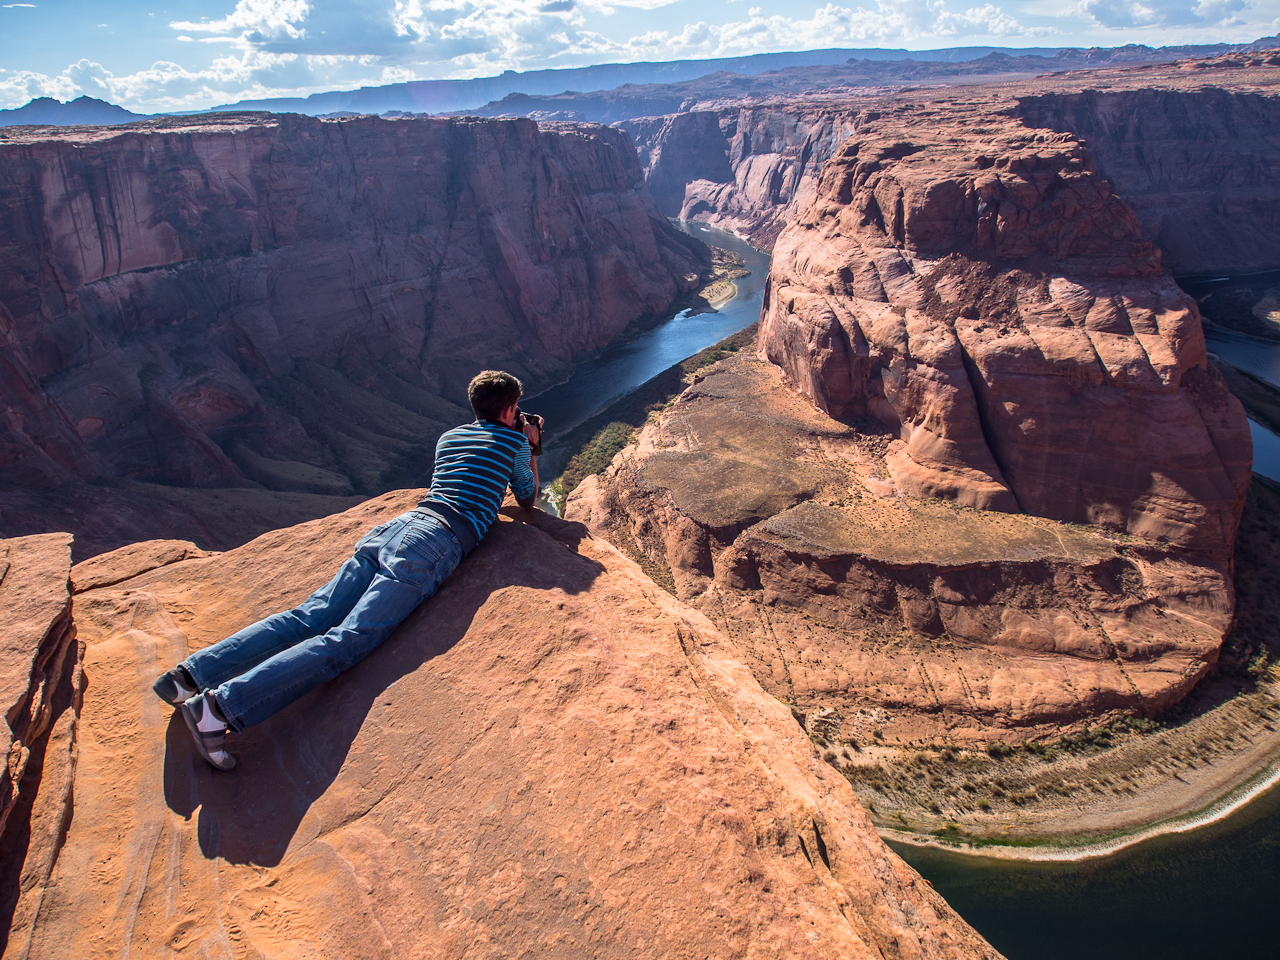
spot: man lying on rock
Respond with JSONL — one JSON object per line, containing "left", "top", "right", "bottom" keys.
{"left": 151, "top": 370, "right": 543, "bottom": 770}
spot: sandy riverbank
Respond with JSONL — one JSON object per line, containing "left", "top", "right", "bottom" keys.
{"left": 876, "top": 699, "right": 1280, "bottom": 861}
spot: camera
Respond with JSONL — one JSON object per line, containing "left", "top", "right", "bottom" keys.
{"left": 515, "top": 408, "right": 543, "bottom": 456}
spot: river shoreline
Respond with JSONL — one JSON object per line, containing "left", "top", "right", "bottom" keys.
{"left": 877, "top": 704, "right": 1280, "bottom": 861}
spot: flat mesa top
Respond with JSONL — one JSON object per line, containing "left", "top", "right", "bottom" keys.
{"left": 753, "top": 498, "right": 1119, "bottom": 566}
{"left": 0, "top": 112, "right": 283, "bottom": 145}
{"left": 636, "top": 355, "right": 1126, "bottom": 567}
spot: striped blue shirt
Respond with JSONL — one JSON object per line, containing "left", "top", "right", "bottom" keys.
{"left": 417, "top": 419, "right": 535, "bottom": 555}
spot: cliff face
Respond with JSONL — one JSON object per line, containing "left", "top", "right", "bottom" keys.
{"left": 623, "top": 58, "right": 1280, "bottom": 280}
{"left": 0, "top": 114, "right": 706, "bottom": 501}
{"left": 0, "top": 499, "right": 1000, "bottom": 960}
{"left": 619, "top": 106, "right": 865, "bottom": 249}
{"left": 760, "top": 108, "right": 1251, "bottom": 553}
{"left": 1016, "top": 85, "right": 1280, "bottom": 275}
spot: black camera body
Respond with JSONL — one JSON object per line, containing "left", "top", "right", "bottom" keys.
{"left": 515, "top": 408, "right": 543, "bottom": 456}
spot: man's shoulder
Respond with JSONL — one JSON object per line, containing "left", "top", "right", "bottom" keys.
{"left": 439, "top": 420, "right": 525, "bottom": 450}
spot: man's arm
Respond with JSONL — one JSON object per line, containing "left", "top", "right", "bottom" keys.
{"left": 517, "top": 454, "right": 539, "bottom": 509}
{"left": 512, "top": 422, "right": 539, "bottom": 509}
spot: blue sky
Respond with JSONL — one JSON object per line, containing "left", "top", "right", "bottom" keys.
{"left": 1, "top": 0, "right": 1276, "bottom": 111}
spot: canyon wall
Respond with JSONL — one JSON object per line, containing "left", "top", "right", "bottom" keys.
{"left": 570, "top": 95, "right": 1254, "bottom": 738}
{"left": 1016, "top": 84, "right": 1280, "bottom": 275}
{"left": 620, "top": 106, "right": 866, "bottom": 249}
{"left": 0, "top": 114, "right": 706, "bottom": 503}
{"left": 623, "top": 59, "right": 1280, "bottom": 280}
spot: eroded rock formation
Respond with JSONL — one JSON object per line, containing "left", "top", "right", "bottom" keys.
{"left": 0, "top": 114, "right": 706, "bottom": 540}
{"left": 0, "top": 534, "right": 82, "bottom": 944}
{"left": 760, "top": 109, "right": 1251, "bottom": 551}
{"left": 569, "top": 95, "right": 1254, "bottom": 740}
{"left": 0, "top": 498, "right": 1000, "bottom": 960}
{"left": 622, "top": 55, "right": 1280, "bottom": 278}
{"left": 621, "top": 106, "right": 866, "bottom": 249}
{"left": 567, "top": 355, "right": 1234, "bottom": 740}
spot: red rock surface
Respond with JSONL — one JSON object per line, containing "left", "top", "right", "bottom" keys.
{"left": 760, "top": 106, "right": 1251, "bottom": 553}
{"left": 0, "top": 114, "right": 706, "bottom": 501}
{"left": 622, "top": 106, "right": 866, "bottom": 249}
{"left": 1014, "top": 57, "right": 1280, "bottom": 275}
{"left": 623, "top": 55, "right": 1280, "bottom": 275}
{"left": 0, "top": 497, "right": 999, "bottom": 960}
{"left": 0, "top": 534, "right": 82, "bottom": 947}
{"left": 566, "top": 355, "right": 1233, "bottom": 740}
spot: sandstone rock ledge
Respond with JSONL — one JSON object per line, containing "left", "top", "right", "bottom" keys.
{"left": 0, "top": 494, "right": 999, "bottom": 960}
{"left": 567, "top": 355, "right": 1234, "bottom": 743}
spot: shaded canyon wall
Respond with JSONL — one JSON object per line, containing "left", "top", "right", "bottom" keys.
{"left": 0, "top": 114, "right": 707, "bottom": 503}
{"left": 1015, "top": 86, "right": 1280, "bottom": 275}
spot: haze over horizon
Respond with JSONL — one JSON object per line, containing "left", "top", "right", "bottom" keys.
{"left": 1, "top": 0, "right": 1278, "bottom": 113}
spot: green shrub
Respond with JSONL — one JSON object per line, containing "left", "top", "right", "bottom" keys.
{"left": 554, "top": 421, "right": 636, "bottom": 502}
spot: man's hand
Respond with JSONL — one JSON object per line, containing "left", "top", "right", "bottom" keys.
{"left": 521, "top": 413, "right": 544, "bottom": 451}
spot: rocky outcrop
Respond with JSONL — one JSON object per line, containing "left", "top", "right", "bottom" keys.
{"left": 1016, "top": 73, "right": 1280, "bottom": 275}
{"left": 567, "top": 355, "right": 1234, "bottom": 740}
{"left": 568, "top": 99, "right": 1254, "bottom": 739}
{"left": 760, "top": 109, "right": 1251, "bottom": 553}
{"left": 0, "top": 497, "right": 1000, "bottom": 960}
{"left": 0, "top": 534, "right": 82, "bottom": 947}
{"left": 0, "top": 114, "right": 706, "bottom": 504}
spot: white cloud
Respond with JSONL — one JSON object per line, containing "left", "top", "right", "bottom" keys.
{"left": 611, "top": 0, "right": 1046, "bottom": 60}
{"left": 1072, "top": 0, "right": 1249, "bottom": 28}
{"left": 10, "top": 0, "right": 1274, "bottom": 114}
{"left": 2, "top": 3, "right": 37, "bottom": 7}
{"left": 0, "top": 69, "right": 76, "bottom": 105}
{"left": 171, "top": 0, "right": 312, "bottom": 41}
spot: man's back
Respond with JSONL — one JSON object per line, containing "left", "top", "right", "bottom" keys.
{"left": 418, "top": 419, "right": 535, "bottom": 555}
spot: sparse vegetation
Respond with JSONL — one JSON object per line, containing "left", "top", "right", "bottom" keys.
{"left": 549, "top": 321, "right": 759, "bottom": 505}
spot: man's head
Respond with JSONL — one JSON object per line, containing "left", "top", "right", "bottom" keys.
{"left": 468, "top": 370, "right": 523, "bottom": 421}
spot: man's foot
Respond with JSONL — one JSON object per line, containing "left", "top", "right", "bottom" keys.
{"left": 179, "top": 692, "right": 236, "bottom": 770}
{"left": 153, "top": 665, "right": 198, "bottom": 706}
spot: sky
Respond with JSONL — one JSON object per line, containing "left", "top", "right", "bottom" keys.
{"left": 1, "top": 0, "right": 1277, "bottom": 112}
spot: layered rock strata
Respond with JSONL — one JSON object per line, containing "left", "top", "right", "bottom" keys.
{"left": 1016, "top": 80, "right": 1280, "bottom": 275}
{"left": 760, "top": 109, "right": 1251, "bottom": 552}
{"left": 0, "top": 497, "right": 999, "bottom": 960}
{"left": 621, "top": 106, "right": 866, "bottom": 249}
{"left": 567, "top": 356, "right": 1233, "bottom": 740}
{"left": 0, "top": 114, "right": 706, "bottom": 507}
{"left": 569, "top": 105, "right": 1252, "bottom": 738}
{"left": 622, "top": 56, "right": 1280, "bottom": 278}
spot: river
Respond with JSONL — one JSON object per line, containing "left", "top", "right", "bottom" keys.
{"left": 526, "top": 230, "right": 1280, "bottom": 958}
{"left": 526, "top": 221, "right": 771, "bottom": 483}
{"left": 888, "top": 779, "right": 1280, "bottom": 960}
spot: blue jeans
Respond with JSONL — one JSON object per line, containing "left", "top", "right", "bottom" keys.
{"left": 183, "top": 511, "right": 463, "bottom": 732}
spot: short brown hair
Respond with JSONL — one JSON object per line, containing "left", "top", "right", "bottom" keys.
{"left": 468, "top": 370, "right": 523, "bottom": 419}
